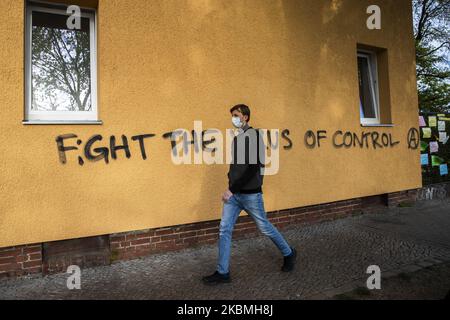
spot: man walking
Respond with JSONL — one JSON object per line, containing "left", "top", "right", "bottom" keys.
{"left": 202, "top": 104, "right": 296, "bottom": 285}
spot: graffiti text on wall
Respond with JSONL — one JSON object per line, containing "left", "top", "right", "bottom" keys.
{"left": 55, "top": 126, "right": 417, "bottom": 167}
{"left": 56, "top": 134, "right": 156, "bottom": 166}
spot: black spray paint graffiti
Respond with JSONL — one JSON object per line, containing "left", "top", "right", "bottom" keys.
{"left": 55, "top": 128, "right": 417, "bottom": 165}
{"left": 161, "top": 129, "right": 293, "bottom": 157}
{"left": 407, "top": 128, "right": 420, "bottom": 149}
{"left": 162, "top": 130, "right": 219, "bottom": 156}
{"left": 417, "top": 184, "right": 448, "bottom": 200}
{"left": 304, "top": 130, "right": 401, "bottom": 149}
{"left": 56, "top": 134, "right": 156, "bottom": 166}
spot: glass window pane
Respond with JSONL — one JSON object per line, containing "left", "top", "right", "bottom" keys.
{"left": 31, "top": 11, "right": 92, "bottom": 112}
{"left": 358, "top": 56, "right": 376, "bottom": 119}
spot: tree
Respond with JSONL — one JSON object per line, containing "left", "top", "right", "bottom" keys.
{"left": 32, "top": 25, "right": 92, "bottom": 111}
{"left": 413, "top": 0, "right": 450, "bottom": 113}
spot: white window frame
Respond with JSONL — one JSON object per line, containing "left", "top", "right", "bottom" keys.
{"left": 24, "top": 2, "right": 99, "bottom": 124}
{"left": 357, "top": 50, "right": 380, "bottom": 125}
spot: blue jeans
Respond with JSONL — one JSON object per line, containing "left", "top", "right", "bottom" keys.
{"left": 217, "top": 192, "right": 292, "bottom": 274}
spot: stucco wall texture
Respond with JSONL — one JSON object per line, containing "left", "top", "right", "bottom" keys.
{"left": 0, "top": 0, "right": 421, "bottom": 248}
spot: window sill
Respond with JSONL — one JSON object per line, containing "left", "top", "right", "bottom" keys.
{"left": 22, "top": 120, "right": 103, "bottom": 125}
{"left": 360, "top": 123, "right": 394, "bottom": 128}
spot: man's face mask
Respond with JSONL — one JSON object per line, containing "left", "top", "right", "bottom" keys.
{"left": 232, "top": 116, "right": 243, "bottom": 128}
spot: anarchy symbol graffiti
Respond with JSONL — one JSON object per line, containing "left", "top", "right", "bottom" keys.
{"left": 407, "top": 128, "right": 420, "bottom": 149}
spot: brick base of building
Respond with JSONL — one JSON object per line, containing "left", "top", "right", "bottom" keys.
{"left": 0, "top": 188, "right": 422, "bottom": 279}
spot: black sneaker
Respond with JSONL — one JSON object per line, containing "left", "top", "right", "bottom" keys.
{"left": 281, "top": 247, "right": 297, "bottom": 272}
{"left": 202, "top": 271, "right": 231, "bottom": 285}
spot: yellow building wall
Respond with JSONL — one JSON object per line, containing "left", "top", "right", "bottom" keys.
{"left": 0, "top": 0, "right": 421, "bottom": 248}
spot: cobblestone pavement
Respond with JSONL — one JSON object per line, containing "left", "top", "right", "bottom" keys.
{"left": 1, "top": 198, "right": 450, "bottom": 300}
{"left": 331, "top": 261, "right": 450, "bottom": 300}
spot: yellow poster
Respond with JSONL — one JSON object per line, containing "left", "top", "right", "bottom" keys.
{"left": 428, "top": 116, "right": 437, "bottom": 127}
{"left": 422, "top": 127, "right": 432, "bottom": 138}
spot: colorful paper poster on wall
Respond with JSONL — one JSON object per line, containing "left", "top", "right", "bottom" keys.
{"left": 421, "top": 154, "right": 429, "bottom": 166}
{"left": 422, "top": 127, "right": 432, "bottom": 138}
{"left": 438, "top": 121, "right": 446, "bottom": 131}
{"left": 440, "top": 117, "right": 450, "bottom": 121}
{"left": 438, "top": 114, "right": 446, "bottom": 118}
{"left": 420, "top": 141, "right": 428, "bottom": 152}
{"left": 431, "top": 155, "right": 445, "bottom": 167}
{"left": 439, "top": 132, "right": 448, "bottom": 144}
{"left": 428, "top": 116, "right": 437, "bottom": 127}
{"left": 419, "top": 116, "right": 426, "bottom": 127}
{"left": 429, "top": 141, "right": 439, "bottom": 153}
{"left": 440, "top": 164, "right": 448, "bottom": 176}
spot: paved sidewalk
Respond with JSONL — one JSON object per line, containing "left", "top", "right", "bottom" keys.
{"left": 332, "top": 261, "right": 450, "bottom": 300}
{"left": 1, "top": 197, "right": 450, "bottom": 300}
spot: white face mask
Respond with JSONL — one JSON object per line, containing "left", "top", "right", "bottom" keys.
{"left": 232, "top": 116, "right": 243, "bottom": 128}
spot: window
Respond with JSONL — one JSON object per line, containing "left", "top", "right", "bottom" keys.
{"left": 24, "top": 1, "right": 99, "bottom": 124}
{"left": 357, "top": 50, "right": 380, "bottom": 125}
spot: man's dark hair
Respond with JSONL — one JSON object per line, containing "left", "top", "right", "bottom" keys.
{"left": 230, "top": 104, "right": 251, "bottom": 122}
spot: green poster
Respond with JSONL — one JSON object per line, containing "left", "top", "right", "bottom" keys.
{"left": 431, "top": 155, "right": 445, "bottom": 167}
{"left": 420, "top": 141, "right": 428, "bottom": 152}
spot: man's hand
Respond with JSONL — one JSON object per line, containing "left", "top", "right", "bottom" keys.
{"left": 222, "top": 189, "right": 233, "bottom": 202}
